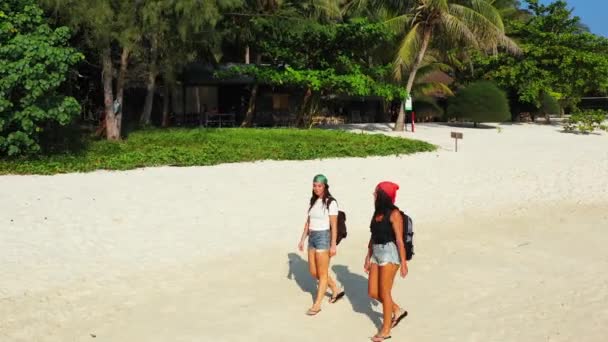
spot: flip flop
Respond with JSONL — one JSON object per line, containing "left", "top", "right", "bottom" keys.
{"left": 371, "top": 335, "right": 392, "bottom": 341}
{"left": 329, "top": 291, "right": 345, "bottom": 303}
{"left": 306, "top": 308, "right": 321, "bottom": 316}
{"left": 392, "top": 310, "right": 408, "bottom": 328}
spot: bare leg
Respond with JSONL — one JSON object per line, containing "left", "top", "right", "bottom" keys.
{"left": 307, "top": 248, "right": 318, "bottom": 279}
{"left": 368, "top": 263, "right": 400, "bottom": 316}
{"left": 310, "top": 251, "right": 330, "bottom": 311}
{"left": 377, "top": 264, "right": 399, "bottom": 337}
{"left": 327, "top": 254, "right": 339, "bottom": 299}
{"left": 308, "top": 249, "right": 339, "bottom": 299}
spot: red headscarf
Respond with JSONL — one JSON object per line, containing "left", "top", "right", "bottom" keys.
{"left": 376, "top": 181, "right": 400, "bottom": 204}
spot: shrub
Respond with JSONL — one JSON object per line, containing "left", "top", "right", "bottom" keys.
{"left": 563, "top": 109, "right": 608, "bottom": 134}
{"left": 0, "top": 128, "right": 437, "bottom": 175}
{"left": 538, "top": 92, "right": 561, "bottom": 123}
{"left": 447, "top": 81, "right": 510, "bottom": 127}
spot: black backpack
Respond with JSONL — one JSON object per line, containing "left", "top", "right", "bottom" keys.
{"left": 336, "top": 210, "right": 347, "bottom": 245}
{"left": 400, "top": 211, "right": 414, "bottom": 260}
{"left": 327, "top": 197, "right": 347, "bottom": 245}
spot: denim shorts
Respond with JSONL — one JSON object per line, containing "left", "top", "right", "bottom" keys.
{"left": 308, "top": 230, "right": 330, "bottom": 251}
{"left": 371, "top": 242, "right": 401, "bottom": 266}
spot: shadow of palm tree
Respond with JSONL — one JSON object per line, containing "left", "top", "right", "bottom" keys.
{"left": 332, "top": 265, "right": 382, "bottom": 328}
{"left": 287, "top": 253, "right": 316, "bottom": 300}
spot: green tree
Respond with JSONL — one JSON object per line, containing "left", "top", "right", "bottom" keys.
{"left": 42, "top": 0, "right": 241, "bottom": 137}
{"left": 222, "top": 0, "right": 343, "bottom": 127}
{"left": 385, "top": 0, "right": 519, "bottom": 131}
{"left": 42, "top": 0, "right": 140, "bottom": 140}
{"left": 224, "top": 18, "right": 405, "bottom": 126}
{"left": 0, "top": 0, "right": 82, "bottom": 156}
{"left": 447, "top": 81, "right": 510, "bottom": 126}
{"left": 467, "top": 0, "right": 608, "bottom": 115}
{"left": 138, "top": 0, "right": 240, "bottom": 126}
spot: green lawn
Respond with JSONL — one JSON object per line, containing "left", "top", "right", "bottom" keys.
{"left": 0, "top": 128, "right": 436, "bottom": 175}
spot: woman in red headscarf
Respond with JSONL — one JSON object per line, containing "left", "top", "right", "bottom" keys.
{"left": 365, "top": 181, "right": 408, "bottom": 341}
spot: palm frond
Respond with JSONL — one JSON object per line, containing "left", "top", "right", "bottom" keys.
{"left": 439, "top": 12, "right": 478, "bottom": 47}
{"left": 414, "top": 81, "right": 454, "bottom": 97}
{"left": 448, "top": 4, "right": 501, "bottom": 36}
{"left": 466, "top": 0, "right": 504, "bottom": 31}
{"left": 446, "top": 4, "right": 520, "bottom": 54}
{"left": 393, "top": 23, "right": 422, "bottom": 81}
{"left": 341, "top": 0, "right": 368, "bottom": 16}
{"left": 383, "top": 14, "right": 414, "bottom": 35}
{"left": 309, "top": 0, "right": 343, "bottom": 20}
{"left": 417, "top": 62, "right": 453, "bottom": 78}
{"left": 427, "top": 0, "right": 449, "bottom": 12}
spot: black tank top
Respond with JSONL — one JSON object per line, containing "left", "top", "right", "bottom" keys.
{"left": 370, "top": 210, "right": 396, "bottom": 244}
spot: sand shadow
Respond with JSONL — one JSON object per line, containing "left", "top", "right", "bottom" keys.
{"left": 332, "top": 265, "right": 382, "bottom": 328}
{"left": 333, "top": 123, "right": 395, "bottom": 133}
{"left": 287, "top": 253, "right": 317, "bottom": 300}
{"left": 435, "top": 122, "right": 497, "bottom": 129}
{"left": 557, "top": 129, "right": 603, "bottom": 136}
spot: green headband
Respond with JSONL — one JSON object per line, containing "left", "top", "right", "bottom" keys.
{"left": 313, "top": 174, "right": 328, "bottom": 184}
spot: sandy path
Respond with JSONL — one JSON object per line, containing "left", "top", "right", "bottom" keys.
{"left": 1, "top": 123, "right": 607, "bottom": 341}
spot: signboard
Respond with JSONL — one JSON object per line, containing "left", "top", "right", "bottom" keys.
{"left": 451, "top": 132, "right": 463, "bottom": 139}
{"left": 404, "top": 96, "right": 413, "bottom": 111}
{"left": 451, "top": 132, "right": 463, "bottom": 152}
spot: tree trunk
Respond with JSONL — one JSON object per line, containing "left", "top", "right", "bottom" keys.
{"left": 141, "top": 71, "right": 158, "bottom": 126}
{"left": 113, "top": 48, "right": 130, "bottom": 137}
{"left": 296, "top": 87, "right": 313, "bottom": 128}
{"left": 240, "top": 55, "right": 261, "bottom": 127}
{"left": 245, "top": 45, "right": 250, "bottom": 64}
{"left": 394, "top": 28, "right": 432, "bottom": 132}
{"left": 194, "top": 87, "right": 201, "bottom": 114}
{"left": 101, "top": 48, "right": 118, "bottom": 140}
{"left": 241, "top": 84, "right": 258, "bottom": 127}
{"left": 162, "top": 85, "right": 171, "bottom": 127}
{"left": 141, "top": 37, "right": 159, "bottom": 126}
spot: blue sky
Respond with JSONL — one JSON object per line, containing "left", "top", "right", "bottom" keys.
{"left": 539, "top": 0, "right": 608, "bottom": 36}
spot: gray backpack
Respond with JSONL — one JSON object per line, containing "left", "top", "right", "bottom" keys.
{"left": 399, "top": 211, "right": 414, "bottom": 260}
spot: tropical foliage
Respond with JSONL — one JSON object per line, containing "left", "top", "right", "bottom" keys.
{"left": 0, "top": 0, "right": 82, "bottom": 156}
{"left": 447, "top": 81, "right": 511, "bottom": 126}
{"left": 466, "top": 1, "right": 608, "bottom": 113}
{"left": 1, "top": 0, "right": 607, "bottom": 158}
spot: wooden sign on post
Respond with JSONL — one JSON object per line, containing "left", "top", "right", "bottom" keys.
{"left": 451, "top": 132, "right": 463, "bottom": 152}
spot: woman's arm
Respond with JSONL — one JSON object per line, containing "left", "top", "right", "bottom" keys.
{"left": 390, "top": 210, "right": 408, "bottom": 277}
{"left": 329, "top": 214, "right": 338, "bottom": 256}
{"left": 298, "top": 217, "right": 310, "bottom": 252}
{"left": 364, "top": 237, "right": 373, "bottom": 273}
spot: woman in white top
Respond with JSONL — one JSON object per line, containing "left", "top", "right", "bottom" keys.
{"left": 298, "top": 174, "right": 345, "bottom": 315}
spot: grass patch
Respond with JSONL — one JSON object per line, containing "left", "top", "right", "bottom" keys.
{"left": 0, "top": 128, "right": 436, "bottom": 175}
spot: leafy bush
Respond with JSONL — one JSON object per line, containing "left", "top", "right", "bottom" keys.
{"left": 0, "top": 0, "right": 83, "bottom": 156}
{"left": 0, "top": 128, "right": 436, "bottom": 175}
{"left": 539, "top": 92, "right": 560, "bottom": 116}
{"left": 563, "top": 109, "right": 608, "bottom": 134}
{"left": 447, "top": 81, "right": 510, "bottom": 126}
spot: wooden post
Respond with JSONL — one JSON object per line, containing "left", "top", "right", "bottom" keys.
{"left": 451, "top": 132, "right": 463, "bottom": 152}
{"left": 411, "top": 111, "right": 416, "bottom": 132}
{"left": 182, "top": 83, "right": 186, "bottom": 126}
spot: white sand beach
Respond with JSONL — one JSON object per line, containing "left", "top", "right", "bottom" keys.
{"left": 1, "top": 123, "right": 608, "bottom": 341}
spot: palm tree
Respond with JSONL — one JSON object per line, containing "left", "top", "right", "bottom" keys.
{"left": 405, "top": 56, "right": 455, "bottom": 121}
{"left": 387, "top": 0, "right": 520, "bottom": 131}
